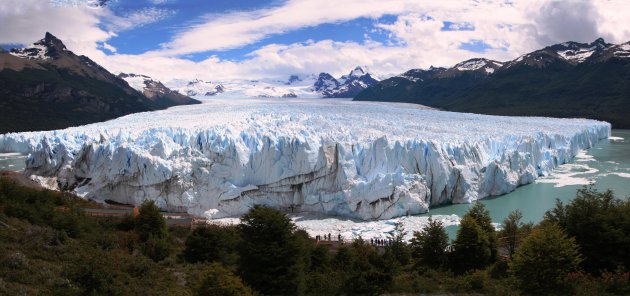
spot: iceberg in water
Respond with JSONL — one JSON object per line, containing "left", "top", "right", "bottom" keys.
{"left": 0, "top": 98, "right": 610, "bottom": 220}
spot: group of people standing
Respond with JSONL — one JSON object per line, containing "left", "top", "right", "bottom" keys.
{"left": 315, "top": 233, "right": 342, "bottom": 242}
{"left": 313, "top": 233, "right": 392, "bottom": 247}
{"left": 370, "top": 238, "right": 392, "bottom": 246}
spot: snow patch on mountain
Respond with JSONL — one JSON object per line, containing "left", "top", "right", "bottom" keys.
{"left": 456, "top": 59, "right": 487, "bottom": 71}
{"left": 9, "top": 44, "right": 49, "bottom": 60}
{"left": 119, "top": 73, "right": 151, "bottom": 92}
{"left": 556, "top": 47, "right": 597, "bottom": 63}
{"left": 612, "top": 42, "right": 630, "bottom": 58}
{"left": 0, "top": 98, "right": 610, "bottom": 220}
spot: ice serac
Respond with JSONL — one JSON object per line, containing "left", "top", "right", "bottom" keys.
{"left": 0, "top": 99, "right": 610, "bottom": 220}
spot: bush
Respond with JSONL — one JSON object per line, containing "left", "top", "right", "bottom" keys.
{"left": 183, "top": 224, "right": 240, "bottom": 267}
{"left": 191, "top": 263, "right": 253, "bottom": 296}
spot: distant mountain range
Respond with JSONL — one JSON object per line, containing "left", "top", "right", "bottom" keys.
{"left": 355, "top": 38, "right": 630, "bottom": 128}
{"left": 0, "top": 33, "right": 199, "bottom": 134}
{"left": 166, "top": 66, "right": 380, "bottom": 99}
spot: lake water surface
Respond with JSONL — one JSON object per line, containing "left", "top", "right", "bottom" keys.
{"left": 426, "top": 129, "right": 630, "bottom": 237}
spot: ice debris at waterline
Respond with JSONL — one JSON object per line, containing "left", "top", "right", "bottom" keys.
{"left": 211, "top": 214, "right": 463, "bottom": 242}
{"left": 0, "top": 98, "right": 610, "bottom": 220}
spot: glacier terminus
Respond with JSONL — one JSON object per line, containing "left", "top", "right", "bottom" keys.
{"left": 0, "top": 98, "right": 610, "bottom": 220}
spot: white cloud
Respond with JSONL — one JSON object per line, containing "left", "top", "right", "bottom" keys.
{"left": 101, "top": 42, "right": 117, "bottom": 53}
{"left": 0, "top": 0, "right": 112, "bottom": 58}
{"left": 156, "top": 0, "right": 425, "bottom": 55}
{"left": 104, "top": 7, "right": 175, "bottom": 32}
{"left": 149, "top": 0, "right": 173, "bottom": 4}
{"left": 530, "top": 1, "right": 600, "bottom": 45}
{"left": 3, "top": 0, "right": 630, "bottom": 83}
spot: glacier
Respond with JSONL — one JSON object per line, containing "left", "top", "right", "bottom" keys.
{"left": 0, "top": 98, "right": 610, "bottom": 220}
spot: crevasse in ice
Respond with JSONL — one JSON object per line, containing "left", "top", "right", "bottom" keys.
{"left": 0, "top": 98, "right": 610, "bottom": 220}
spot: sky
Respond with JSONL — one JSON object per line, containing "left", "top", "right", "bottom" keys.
{"left": 1, "top": 0, "right": 630, "bottom": 82}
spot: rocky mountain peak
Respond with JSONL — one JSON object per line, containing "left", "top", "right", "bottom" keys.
{"left": 349, "top": 66, "right": 366, "bottom": 77}
{"left": 41, "top": 32, "right": 67, "bottom": 52}
{"left": 9, "top": 32, "right": 69, "bottom": 60}
{"left": 591, "top": 37, "right": 609, "bottom": 48}
{"left": 287, "top": 75, "right": 301, "bottom": 84}
{"left": 314, "top": 72, "right": 339, "bottom": 92}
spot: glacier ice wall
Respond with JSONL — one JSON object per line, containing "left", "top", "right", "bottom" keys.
{"left": 0, "top": 98, "right": 610, "bottom": 220}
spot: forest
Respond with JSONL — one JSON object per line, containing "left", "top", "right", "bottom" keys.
{"left": 1, "top": 177, "right": 629, "bottom": 295}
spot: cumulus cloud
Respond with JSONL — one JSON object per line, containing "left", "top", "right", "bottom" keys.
{"left": 3, "top": 0, "right": 630, "bottom": 83}
{"left": 531, "top": 1, "right": 600, "bottom": 45}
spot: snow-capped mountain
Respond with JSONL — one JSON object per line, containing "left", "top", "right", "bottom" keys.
{"left": 505, "top": 38, "right": 613, "bottom": 68}
{"left": 550, "top": 38, "right": 611, "bottom": 63}
{"left": 168, "top": 78, "right": 308, "bottom": 98}
{"left": 312, "top": 66, "right": 379, "bottom": 98}
{"left": 174, "top": 79, "right": 225, "bottom": 97}
{"left": 393, "top": 59, "right": 503, "bottom": 83}
{"left": 0, "top": 32, "right": 199, "bottom": 133}
{"left": 447, "top": 58, "right": 504, "bottom": 75}
{"left": 165, "top": 66, "right": 379, "bottom": 99}
{"left": 313, "top": 73, "right": 340, "bottom": 91}
{"left": 332, "top": 66, "right": 379, "bottom": 97}
{"left": 118, "top": 73, "right": 196, "bottom": 105}
{"left": 356, "top": 37, "right": 630, "bottom": 128}
{"left": 9, "top": 32, "right": 70, "bottom": 61}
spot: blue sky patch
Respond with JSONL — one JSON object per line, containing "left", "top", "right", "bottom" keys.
{"left": 442, "top": 21, "right": 475, "bottom": 31}
{"left": 459, "top": 40, "right": 493, "bottom": 53}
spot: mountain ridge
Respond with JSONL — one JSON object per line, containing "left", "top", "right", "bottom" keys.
{"left": 355, "top": 38, "right": 630, "bottom": 128}
{"left": 0, "top": 33, "right": 200, "bottom": 134}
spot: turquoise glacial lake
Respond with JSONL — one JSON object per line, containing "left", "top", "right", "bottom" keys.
{"left": 424, "top": 129, "right": 630, "bottom": 238}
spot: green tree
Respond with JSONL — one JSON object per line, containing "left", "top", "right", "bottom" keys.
{"left": 467, "top": 202, "right": 498, "bottom": 261}
{"left": 450, "top": 215, "right": 493, "bottom": 274}
{"left": 342, "top": 238, "right": 393, "bottom": 296}
{"left": 183, "top": 224, "right": 240, "bottom": 267}
{"left": 384, "top": 222, "right": 412, "bottom": 267}
{"left": 237, "top": 205, "right": 307, "bottom": 295}
{"left": 500, "top": 210, "right": 523, "bottom": 259}
{"left": 191, "top": 263, "right": 253, "bottom": 296}
{"left": 410, "top": 216, "right": 449, "bottom": 269}
{"left": 544, "top": 187, "right": 630, "bottom": 273}
{"left": 134, "top": 200, "right": 167, "bottom": 242}
{"left": 510, "top": 222, "right": 582, "bottom": 295}
{"left": 134, "top": 201, "right": 170, "bottom": 261}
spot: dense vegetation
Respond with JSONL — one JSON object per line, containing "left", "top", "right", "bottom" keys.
{"left": 355, "top": 58, "right": 630, "bottom": 128}
{"left": 1, "top": 177, "right": 629, "bottom": 295}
